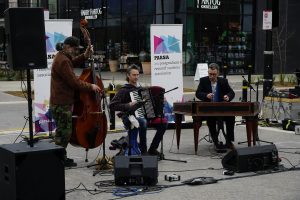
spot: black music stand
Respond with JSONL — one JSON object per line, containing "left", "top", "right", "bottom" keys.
{"left": 153, "top": 87, "right": 187, "bottom": 163}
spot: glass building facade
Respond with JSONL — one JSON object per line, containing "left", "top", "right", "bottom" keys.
{"left": 0, "top": 0, "right": 278, "bottom": 76}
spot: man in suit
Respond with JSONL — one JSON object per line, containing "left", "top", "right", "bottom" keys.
{"left": 196, "top": 63, "right": 235, "bottom": 152}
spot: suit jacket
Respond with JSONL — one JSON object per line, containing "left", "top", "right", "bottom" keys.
{"left": 196, "top": 76, "right": 235, "bottom": 102}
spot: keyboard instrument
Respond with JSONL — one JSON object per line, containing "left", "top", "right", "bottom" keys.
{"left": 173, "top": 101, "right": 260, "bottom": 154}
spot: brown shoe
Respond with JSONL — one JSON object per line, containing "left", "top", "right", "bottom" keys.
{"left": 226, "top": 142, "right": 235, "bottom": 150}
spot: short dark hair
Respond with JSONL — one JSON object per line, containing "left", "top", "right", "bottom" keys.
{"left": 63, "top": 36, "right": 80, "bottom": 48}
{"left": 208, "top": 63, "right": 220, "bottom": 71}
{"left": 126, "top": 64, "right": 140, "bottom": 82}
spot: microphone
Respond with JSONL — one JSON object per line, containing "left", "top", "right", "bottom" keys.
{"left": 241, "top": 75, "right": 248, "bottom": 82}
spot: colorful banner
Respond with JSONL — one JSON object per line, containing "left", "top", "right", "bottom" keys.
{"left": 34, "top": 19, "right": 73, "bottom": 133}
{"left": 150, "top": 24, "right": 183, "bottom": 122}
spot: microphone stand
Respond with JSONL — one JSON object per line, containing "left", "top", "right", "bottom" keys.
{"left": 238, "top": 78, "right": 273, "bottom": 146}
{"left": 152, "top": 87, "right": 187, "bottom": 163}
{"left": 241, "top": 75, "right": 256, "bottom": 102}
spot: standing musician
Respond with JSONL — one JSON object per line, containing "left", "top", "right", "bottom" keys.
{"left": 109, "top": 65, "right": 167, "bottom": 156}
{"left": 195, "top": 63, "right": 235, "bottom": 152}
{"left": 50, "top": 36, "right": 101, "bottom": 167}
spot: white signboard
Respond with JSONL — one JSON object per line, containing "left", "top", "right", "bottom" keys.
{"left": 263, "top": 10, "right": 272, "bottom": 30}
{"left": 34, "top": 19, "right": 73, "bottom": 133}
{"left": 194, "top": 63, "right": 208, "bottom": 81}
{"left": 150, "top": 24, "right": 183, "bottom": 122}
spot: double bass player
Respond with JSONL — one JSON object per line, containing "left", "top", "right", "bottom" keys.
{"left": 50, "top": 36, "right": 101, "bottom": 167}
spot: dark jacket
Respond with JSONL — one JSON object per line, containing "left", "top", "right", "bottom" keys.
{"left": 196, "top": 76, "right": 235, "bottom": 102}
{"left": 109, "top": 84, "right": 142, "bottom": 115}
{"left": 50, "top": 51, "right": 93, "bottom": 105}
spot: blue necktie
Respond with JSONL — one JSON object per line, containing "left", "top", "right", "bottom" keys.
{"left": 212, "top": 84, "right": 219, "bottom": 102}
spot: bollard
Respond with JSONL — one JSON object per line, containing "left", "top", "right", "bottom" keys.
{"left": 242, "top": 79, "right": 248, "bottom": 102}
{"left": 108, "top": 82, "right": 116, "bottom": 130}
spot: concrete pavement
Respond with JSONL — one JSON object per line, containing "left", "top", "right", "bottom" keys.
{"left": 0, "top": 71, "right": 300, "bottom": 200}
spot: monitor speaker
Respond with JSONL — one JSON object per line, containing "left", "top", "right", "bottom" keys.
{"left": 222, "top": 144, "right": 279, "bottom": 173}
{"left": 4, "top": 7, "right": 47, "bottom": 70}
{"left": 114, "top": 155, "right": 158, "bottom": 186}
{"left": 0, "top": 142, "right": 65, "bottom": 200}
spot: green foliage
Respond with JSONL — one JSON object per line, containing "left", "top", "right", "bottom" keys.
{"left": 279, "top": 74, "right": 285, "bottom": 85}
{"left": 0, "top": 69, "right": 32, "bottom": 81}
{"left": 286, "top": 74, "right": 297, "bottom": 84}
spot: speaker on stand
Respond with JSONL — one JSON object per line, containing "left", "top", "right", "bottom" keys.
{"left": 0, "top": 8, "right": 63, "bottom": 200}
{"left": 4, "top": 7, "right": 47, "bottom": 147}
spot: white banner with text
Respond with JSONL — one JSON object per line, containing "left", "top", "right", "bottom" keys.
{"left": 150, "top": 24, "right": 183, "bottom": 121}
{"left": 34, "top": 19, "right": 73, "bottom": 133}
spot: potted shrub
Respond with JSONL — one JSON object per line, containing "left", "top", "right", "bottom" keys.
{"left": 140, "top": 51, "right": 151, "bottom": 75}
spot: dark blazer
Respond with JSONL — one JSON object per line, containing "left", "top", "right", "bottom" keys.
{"left": 196, "top": 76, "right": 235, "bottom": 102}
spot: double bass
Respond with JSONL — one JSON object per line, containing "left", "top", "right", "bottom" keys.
{"left": 70, "top": 19, "right": 108, "bottom": 149}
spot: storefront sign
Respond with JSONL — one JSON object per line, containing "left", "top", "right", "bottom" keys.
{"left": 151, "top": 24, "right": 183, "bottom": 122}
{"left": 263, "top": 10, "right": 272, "bottom": 30}
{"left": 197, "top": 0, "right": 221, "bottom": 10}
{"left": 34, "top": 19, "right": 73, "bottom": 133}
{"left": 80, "top": 8, "right": 102, "bottom": 19}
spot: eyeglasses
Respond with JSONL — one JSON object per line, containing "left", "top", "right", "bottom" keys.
{"left": 208, "top": 73, "right": 217, "bottom": 76}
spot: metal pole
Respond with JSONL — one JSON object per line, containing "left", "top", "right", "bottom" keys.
{"left": 26, "top": 69, "right": 34, "bottom": 147}
{"left": 263, "top": 0, "right": 274, "bottom": 98}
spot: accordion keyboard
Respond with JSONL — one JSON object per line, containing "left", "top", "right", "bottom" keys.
{"left": 129, "top": 90, "right": 145, "bottom": 118}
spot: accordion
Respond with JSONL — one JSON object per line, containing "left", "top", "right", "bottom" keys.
{"left": 129, "top": 86, "right": 165, "bottom": 120}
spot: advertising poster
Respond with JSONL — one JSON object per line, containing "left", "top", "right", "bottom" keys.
{"left": 34, "top": 19, "right": 72, "bottom": 133}
{"left": 150, "top": 24, "right": 183, "bottom": 121}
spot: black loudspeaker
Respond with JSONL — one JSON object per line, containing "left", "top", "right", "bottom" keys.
{"left": 0, "top": 142, "right": 65, "bottom": 200}
{"left": 4, "top": 7, "right": 47, "bottom": 70}
{"left": 114, "top": 155, "right": 158, "bottom": 186}
{"left": 263, "top": 53, "right": 273, "bottom": 97}
{"left": 222, "top": 144, "right": 279, "bottom": 173}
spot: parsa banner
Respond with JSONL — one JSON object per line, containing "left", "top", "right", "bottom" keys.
{"left": 150, "top": 24, "right": 183, "bottom": 122}
{"left": 34, "top": 19, "right": 73, "bottom": 133}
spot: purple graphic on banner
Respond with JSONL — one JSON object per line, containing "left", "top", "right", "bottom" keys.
{"left": 46, "top": 32, "right": 67, "bottom": 52}
{"left": 154, "top": 35, "right": 181, "bottom": 54}
{"left": 35, "top": 102, "right": 55, "bottom": 132}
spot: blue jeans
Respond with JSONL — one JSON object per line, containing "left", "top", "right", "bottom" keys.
{"left": 122, "top": 116, "right": 147, "bottom": 153}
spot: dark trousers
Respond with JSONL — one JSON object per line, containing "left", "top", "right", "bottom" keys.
{"left": 148, "top": 122, "right": 167, "bottom": 150}
{"left": 207, "top": 116, "right": 235, "bottom": 144}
